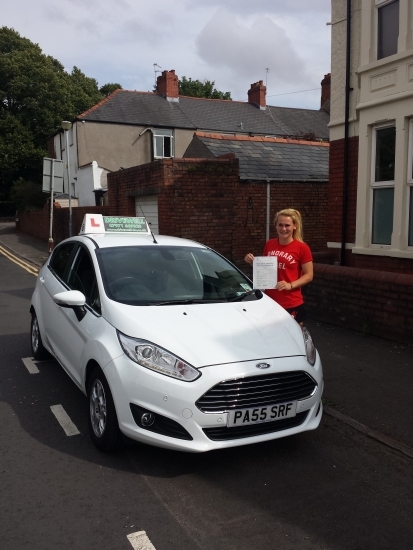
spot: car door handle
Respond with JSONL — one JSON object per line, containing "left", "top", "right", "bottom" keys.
{"left": 39, "top": 277, "right": 45, "bottom": 284}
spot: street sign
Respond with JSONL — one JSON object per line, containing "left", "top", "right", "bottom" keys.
{"left": 42, "top": 158, "right": 64, "bottom": 193}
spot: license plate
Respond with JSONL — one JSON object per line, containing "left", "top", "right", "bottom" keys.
{"left": 227, "top": 401, "right": 297, "bottom": 427}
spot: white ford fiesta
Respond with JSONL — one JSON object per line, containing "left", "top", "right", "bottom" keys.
{"left": 30, "top": 214, "right": 323, "bottom": 452}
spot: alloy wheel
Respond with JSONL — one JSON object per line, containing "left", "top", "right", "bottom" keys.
{"left": 90, "top": 379, "right": 107, "bottom": 437}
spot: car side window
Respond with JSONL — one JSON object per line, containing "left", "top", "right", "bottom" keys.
{"left": 67, "top": 248, "right": 101, "bottom": 314}
{"left": 49, "top": 243, "right": 76, "bottom": 280}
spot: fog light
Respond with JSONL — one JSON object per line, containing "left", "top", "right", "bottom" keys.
{"left": 141, "top": 412, "right": 155, "bottom": 427}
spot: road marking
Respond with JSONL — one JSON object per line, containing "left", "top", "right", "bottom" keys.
{"left": 22, "top": 357, "right": 40, "bottom": 374}
{"left": 50, "top": 404, "right": 80, "bottom": 436}
{"left": 0, "top": 245, "right": 39, "bottom": 276}
{"left": 127, "top": 531, "right": 157, "bottom": 550}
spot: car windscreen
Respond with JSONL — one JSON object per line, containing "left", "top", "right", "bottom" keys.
{"left": 96, "top": 245, "right": 258, "bottom": 305}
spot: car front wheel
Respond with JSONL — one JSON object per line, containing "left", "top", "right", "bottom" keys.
{"left": 87, "top": 367, "right": 122, "bottom": 451}
{"left": 31, "top": 313, "right": 49, "bottom": 360}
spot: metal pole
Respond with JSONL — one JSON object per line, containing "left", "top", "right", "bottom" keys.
{"left": 64, "top": 128, "right": 73, "bottom": 237}
{"left": 48, "top": 160, "right": 55, "bottom": 254}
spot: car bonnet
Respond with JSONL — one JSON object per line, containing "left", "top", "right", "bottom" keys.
{"left": 104, "top": 297, "right": 305, "bottom": 368}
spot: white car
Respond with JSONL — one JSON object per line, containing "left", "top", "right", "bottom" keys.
{"left": 30, "top": 215, "right": 323, "bottom": 452}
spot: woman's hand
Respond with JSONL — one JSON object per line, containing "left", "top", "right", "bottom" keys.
{"left": 244, "top": 253, "right": 255, "bottom": 266}
{"left": 276, "top": 281, "right": 291, "bottom": 292}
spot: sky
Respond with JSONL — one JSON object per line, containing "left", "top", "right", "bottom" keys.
{"left": 3, "top": 0, "right": 331, "bottom": 110}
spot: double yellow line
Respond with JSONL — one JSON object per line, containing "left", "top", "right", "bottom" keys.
{"left": 0, "top": 245, "right": 39, "bottom": 276}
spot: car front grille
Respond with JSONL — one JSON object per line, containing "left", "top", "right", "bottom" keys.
{"left": 196, "top": 371, "right": 317, "bottom": 413}
{"left": 203, "top": 411, "right": 309, "bottom": 441}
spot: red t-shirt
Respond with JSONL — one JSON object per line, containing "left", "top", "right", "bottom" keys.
{"left": 263, "top": 238, "right": 313, "bottom": 309}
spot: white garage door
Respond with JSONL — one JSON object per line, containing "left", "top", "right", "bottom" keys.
{"left": 135, "top": 195, "right": 159, "bottom": 234}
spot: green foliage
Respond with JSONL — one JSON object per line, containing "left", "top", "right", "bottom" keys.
{"left": 178, "top": 77, "right": 232, "bottom": 100}
{"left": 99, "top": 83, "right": 122, "bottom": 97}
{"left": 0, "top": 26, "right": 119, "bottom": 208}
{"left": 10, "top": 178, "right": 47, "bottom": 212}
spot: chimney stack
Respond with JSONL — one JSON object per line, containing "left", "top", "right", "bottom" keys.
{"left": 320, "top": 73, "right": 331, "bottom": 112}
{"left": 248, "top": 81, "right": 266, "bottom": 109}
{"left": 156, "top": 70, "right": 179, "bottom": 102}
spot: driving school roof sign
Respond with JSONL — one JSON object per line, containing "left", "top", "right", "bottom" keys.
{"left": 79, "top": 214, "right": 151, "bottom": 235}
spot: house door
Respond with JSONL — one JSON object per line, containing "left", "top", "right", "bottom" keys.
{"left": 135, "top": 195, "right": 159, "bottom": 234}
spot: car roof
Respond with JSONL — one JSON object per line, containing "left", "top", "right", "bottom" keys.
{"left": 72, "top": 233, "right": 207, "bottom": 250}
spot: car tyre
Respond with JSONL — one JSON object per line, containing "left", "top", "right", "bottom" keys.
{"left": 87, "top": 367, "right": 122, "bottom": 452}
{"left": 31, "top": 313, "right": 50, "bottom": 360}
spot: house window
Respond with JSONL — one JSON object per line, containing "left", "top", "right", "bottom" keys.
{"left": 153, "top": 129, "right": 174, "bottom": 159}
{"left": 371, "top": 125, "right": 396, "bottom": 245}
{"left": 377, "top": 0, "right": 399, "bottom": 60}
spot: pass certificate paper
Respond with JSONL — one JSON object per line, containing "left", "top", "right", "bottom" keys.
{"left": 253, "top": 256, "right": 278, "bottom": 290}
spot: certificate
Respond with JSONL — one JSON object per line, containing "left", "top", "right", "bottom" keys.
{"left": 253, "top": 256, "right": 278, "bottom": 289}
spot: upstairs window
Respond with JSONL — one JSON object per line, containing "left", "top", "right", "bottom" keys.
{"left": 377, "top": 0, "right": 399, "bottom": 60}
{"left": 371, "top": 125, "right": 396, "bottom": 245}
{"left": 153, "top": 129, "right": 174, "bottom": 159}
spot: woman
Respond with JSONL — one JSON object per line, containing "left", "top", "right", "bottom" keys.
{"left": 245, "top": 208, "right": 313, "bottom": 325}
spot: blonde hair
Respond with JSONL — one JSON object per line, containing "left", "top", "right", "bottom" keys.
{"left": 274, "top": 208, "right": 304, "bottom": 242}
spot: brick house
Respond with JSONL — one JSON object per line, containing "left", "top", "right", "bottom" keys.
{"left": 49, "top": 70, "right": 330, "bottom": 207}
{"left": 329, "top": 0, "right": 413, "bottom": 274}
{"left": 299, "top": 0, "right": 413, "bottom": 344}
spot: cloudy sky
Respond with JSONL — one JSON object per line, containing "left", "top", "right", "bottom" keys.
{"left": 3, "top": 0, "right": 331, "bottom": 109}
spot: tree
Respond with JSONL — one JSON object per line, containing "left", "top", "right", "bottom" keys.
{"left": 0, "top": 27, "right": 119, "bottom": 213}
{"left": 10, "top": 178, "right": 47, "bottom": 212}
{"left": 178, "top": 77, "right": 231, "bottom": 100}
{"left": 100, "top": 83, "right": 122, "bottom": 97}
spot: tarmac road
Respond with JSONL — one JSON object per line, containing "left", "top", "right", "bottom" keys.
{"left": 1, "top": 222, "right": 413, "bottom": 550}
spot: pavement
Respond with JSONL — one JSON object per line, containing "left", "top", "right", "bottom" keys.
{"left": 1, "top": 221, "right": 412, "bottom": 458}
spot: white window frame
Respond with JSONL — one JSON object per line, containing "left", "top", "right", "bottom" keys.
{"left": 153, "top": 129, "right": 174, "bottom": 159}
{"left": 370, "top": 123, "right": 396, "bottom": 247}
{"left": 375, "top": 0, "right": 399, "bottom": 61}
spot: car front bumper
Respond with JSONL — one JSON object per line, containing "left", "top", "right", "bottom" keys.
{"left": 104, "top": 352, "right": 324, "bottom": 452}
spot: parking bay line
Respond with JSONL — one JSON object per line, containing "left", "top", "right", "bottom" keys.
{"left": 22, "top": 357, "right": 40, "bottom": 374}
{"left": 50, "top": 404, "right": 80, "bottom": 436}
{"left": 127, "top": 531, "right": 157, "bottom": 550}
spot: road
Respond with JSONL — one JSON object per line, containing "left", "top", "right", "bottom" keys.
{"left": 1, "top": 251, "right": 412, "bottom": 550}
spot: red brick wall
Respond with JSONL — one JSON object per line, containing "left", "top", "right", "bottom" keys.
{"left": 107, "top": 157, "right": 328, "bottom": 269}
{"left": 305, "top": 264, "right": 413, "bottom": 344}
{"left": 18, "top": 205, "right": 111, "bottom": 245}
{"left": 328, "top": 136, "right": 359, "bottom": 246}
{"left": 345, "top": 253, "right": 413, "bottom": 274}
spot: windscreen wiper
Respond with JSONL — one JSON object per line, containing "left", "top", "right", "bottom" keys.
{"left": 227, "top": 290, "right": 262, "bottom": 302}
{"left": 153, "top": 299, "right": 195, "bottom": 306}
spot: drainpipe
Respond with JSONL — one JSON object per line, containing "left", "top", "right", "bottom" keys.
{"left": 266, "top": 181, "right": 271, "bottom": 241}
{"left": 341, "top": 0, "right": 352, "bottom": 266}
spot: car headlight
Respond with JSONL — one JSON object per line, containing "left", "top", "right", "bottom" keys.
{"left": 117, "top": 332, "right": 201, "bottom": 382}
{"left": 302, "top": 327, "right": 316, "bottom": 366}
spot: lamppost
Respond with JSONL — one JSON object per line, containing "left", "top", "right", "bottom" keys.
{"left": 61, "top": 120, "right": 73, "bottom": 237}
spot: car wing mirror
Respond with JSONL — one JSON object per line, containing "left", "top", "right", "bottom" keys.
{"left": 53, "top": 290, "right": 87, "bottom": 321}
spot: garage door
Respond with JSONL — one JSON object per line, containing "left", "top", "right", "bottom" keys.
{"left": 135, "top": 195, "right": 159, "bottom": 234}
